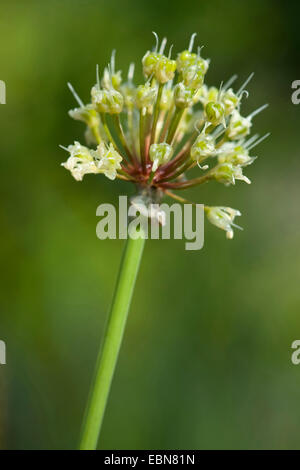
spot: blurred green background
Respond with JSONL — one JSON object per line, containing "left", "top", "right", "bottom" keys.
{"left": 1, "top": 0, "right": 300, "bottom": 450}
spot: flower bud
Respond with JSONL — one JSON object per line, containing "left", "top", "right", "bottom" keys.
{"left": 174, "top": 82, "right": 195, "bottom": 108}
{"left": 177, "top": 50, "right": 209, "bottom": 74}
{"left": 211, "top": 162, "right": 251, "bottom": 185}
{"left": 155, "top": 56, "right": 177, "bottom": 84}
{"left": 69, "top": 104, "right": 100, "bottom": 129}
{"left": 142, "top": 52, "right": 161, "bottom": 78}
{"left": 91, "top": 85, "right": 124, "bottom": 114}
{"left": 191, "top": 133, "right": 215, "bottom": 162}
{"left": 206, "top": 206, "right": 242, "bottom": 239}
{"left": 227, "top": 110, "right": 252, "bottom": 139}
{"left": 221, "top": 88, "right": 239, "bottom": 116}
{"left": 149, "top": 143, "right": 173, "bottom": 171}
{"left": 136, "top": 83, "right": 157, "bottom": 113}
{"left": 218, "top": 142, "right": 255, "bottom": 167}
{"left": 182, "top": 65, "right": 204, "bottom": 89}
{"left": 205, "top": 101, "right": 226, "bottom": 126}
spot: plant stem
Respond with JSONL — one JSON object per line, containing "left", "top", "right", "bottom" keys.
{"left": 79, "top": 234, "right": 146, "bottom": 450}
{"left": 150, "top": 83, "right": 164, "bottom": 145}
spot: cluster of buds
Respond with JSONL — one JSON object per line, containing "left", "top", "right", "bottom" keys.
{"left": 61, "top": 33, "right": 269, "bottom": 239}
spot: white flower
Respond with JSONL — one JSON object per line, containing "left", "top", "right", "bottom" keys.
{"left": 227, "top": 110, "right": 252, "bottom": 140}
{"left": 61, "top": 141, "right": 101, "bottom": 181}
{"left": 94, "top": 142, "right": 123, "bottom": 180}
{"left": 211, "top": 162, "right": 251, "bottom": 185}
{"left": 206, "top": 206, "right": 242, "bottom": 239}
{"left": 91, "top": 85, "right": 123, "bottom": 114}
{"left": 221, "top": 88, "right": 240, "bottom": 116}
{"left": 191, "top": 130, "right": 215, "bottom": 162}
{"left": 217, "top": 142, "right": 256, "bottom": 167}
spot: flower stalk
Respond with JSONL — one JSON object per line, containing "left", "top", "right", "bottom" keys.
{"left": 79, "top": 233, "right": 145, "bottom": 450}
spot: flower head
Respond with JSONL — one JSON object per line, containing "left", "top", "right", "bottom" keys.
{"left": 61, "top": 32, "right": 268, "bottom": 239}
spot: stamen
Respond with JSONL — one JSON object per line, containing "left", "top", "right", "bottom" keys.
{"left": 223, "top": 74, "right": 238, "bottom": 91}
{"left": 128, "top": 62, "right": 135, "bottom": 81}
{"left": 168, "top": 44, "right": 173, "bottom": 59}
{"left": 212, "top": 125, "right": 226, "bottom": 139}
{"left": 67, "top": 82, "right": 84, "bottom": 107}
{"left": 197, "top": 162, "right": 209, "bottom": 170}
{"left": 239, "top": 90, "right": 249, "bottom": 100}
{"left": 247, "top": 132, "right": 270, "bottom": 150}
{"left": 197, "top": 45, "right": 204, "bottom": 57}
{"left": 159, "top": 37, "right": 167, "bottom": 55}
{"left": 217, "top": 81, "right": 223, "bottom": 100}
{"left": 96, "top": 64, "right": 100, "bottom": 88}
{"left": 152, "top": 31, "right": 159, "bottom": 52}
{"left": 247, "top": 103, "right": 269, "bottom": 119}
{"left": 237, "top": 72, "right": 254, "bottom": 96}
{"left": 59, "top": 144, "right": 70, "bottom": 152}
{"left": 231, "top": 222, "right": 243, "bottom": 231}
{"left": 188, "top": 33, "right": 197, "bottom": 52}
{"left": 244, "top": 134, "right": 259, "bottom": 148}
{"left": 107, "top": 63, "right": 113, "bottom": 85}
{"left": 111, "top": 49, "right": 116, "bottom": 74}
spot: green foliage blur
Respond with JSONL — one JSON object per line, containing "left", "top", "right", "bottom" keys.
{"left": 1, "top": 0, "right": 300, "bottom": 450}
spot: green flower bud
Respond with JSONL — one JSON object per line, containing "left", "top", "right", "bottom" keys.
{"left": 221, "top": 88, "right": 240, "bottom": 116}
{"left": 227, "top": 110, "right": 252, "bottom": 140}
{"left": 155, "top": 56, "right": 176, "bottom": 84}
{"left": 91, "top": 85, "right": 124, "bottom": 114}
{"left": 174, "top": 82, "right": 195, "bottom": 108}
{"left": 205, "top": 101, "right": 226, "bottom": 126}
{"left": 177, "top": 50, "right": 197, "bottom": 72}
{"left": 191, "top": 132, "right": 215, "bottom": 162}
{"left": 211, "top": 162, "right": 251, "bottom": 186}
{"left": 136, "top": 83, "right": 156, "bottom": 113}
{"left": 142, "top": 51, "right": 161, "bottom": 78}
{"left": 149, "top": 143, "right": 173, "bottom": 171}
{"left": 69, "top": 104, "right": 100, "bottom": 129}
{"left": 218, "top": 142, "right": 255, "bottom": 167}
{"left": 182, "top": 65, "right": 204, "bottom": 90}
{"left": 177, "top": 50, "right": 209, "bottom": 74}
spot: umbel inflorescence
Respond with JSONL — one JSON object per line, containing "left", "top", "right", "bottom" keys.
{"left": 61, "top": 33, "right": 269, "bottom": 239}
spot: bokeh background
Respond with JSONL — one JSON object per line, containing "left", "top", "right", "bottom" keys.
{"left": 1, "top": 0, "right": 300, "bottom": 450}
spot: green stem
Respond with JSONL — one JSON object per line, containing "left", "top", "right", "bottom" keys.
{"left": 166, "top": 107, "right": 185, "bottom": 145}
{"left": 150, "top": 84, "right": 164, "bottom": 145}
{"left": 79, "top": 234, "right": 146, "bottom": 450}
{"left": 113, "top": 115, "right": 134, "bottom": 164}
{"left": 100, "top": 113, "right": 118, "bottom": 149}
{"left": 139, "top": 109, "right": 146, "bottom": 169}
